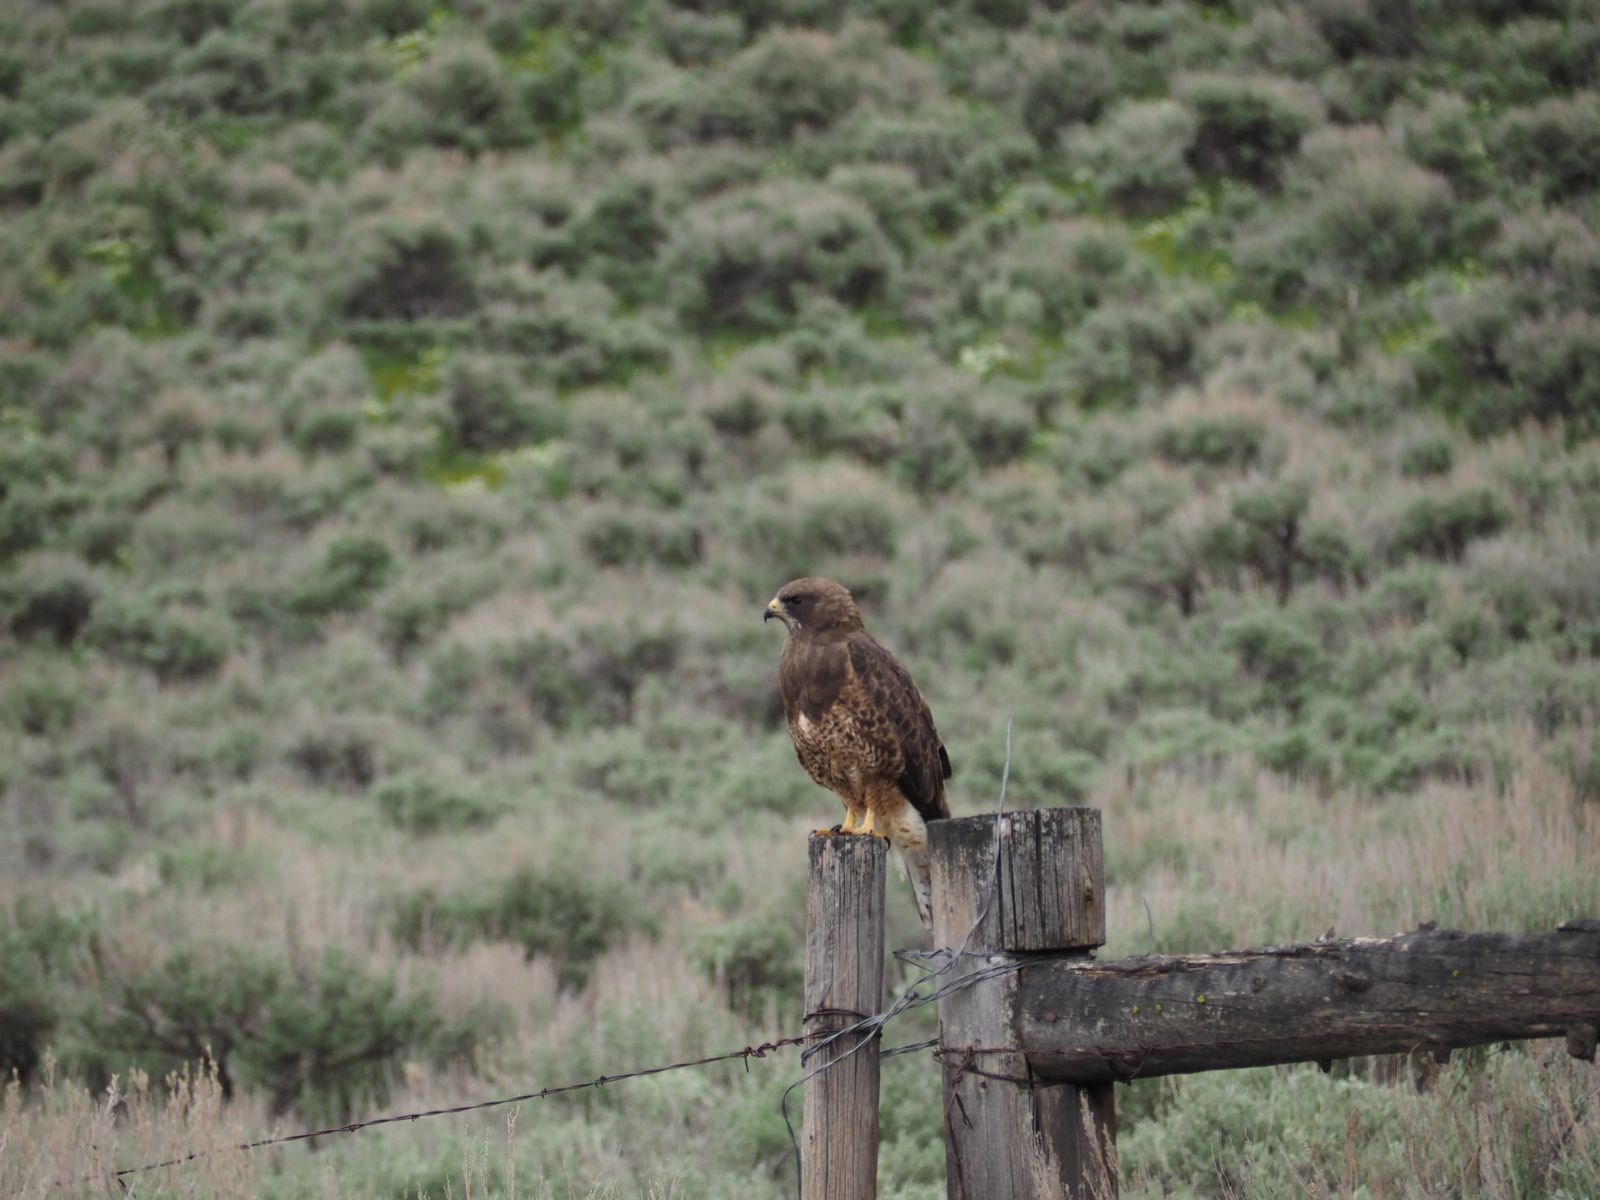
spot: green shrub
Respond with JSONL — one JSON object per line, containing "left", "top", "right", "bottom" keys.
{"left": 289, "top": 534, "right": 394, "bottom": 616}
{"left": 256, "top": 949, "right": 487, "bottom": 1123}
{"left": 0, "top": 428, "right": 83, "bottom": 565}
{"left": 206, "top": 723, "right": 266, "bottom": 783}
{"left": 963, "top": 726, "right": 1097, "bottom": 808}
{"left": 437, "top": 352, "right": 562, "bottom": 453}
{"left": 148, "top": 31, "right": 286, "bottom": 118}
{"left": 377, "top": 576, "right": 484, "bottom": 658}
{"left": 1301, "top": 141, "right": 1456, "bottom": 289}
{"left": 653, "top": 8, "right": 745, "bottom": 66}
{"left": 1441, "top": 603, "right": 1495, "bottom": 665}
{"left": 581, "top": 507, "right": 704, "bottom": 569}
{"left": 1070, "top": 100, "right": 1197, "bottom": 215}
{"left": 969, "top": 220, "right": 1142, "bottom": 338}
{"left": 1, "top": 554, "right": 97, "bottom": 645}
{"left": 1258, "top": 724, "right": 1333, "bottom": 783}
{"left": 0, "top": 900, "right": 101, "bottom": 1084}
{"left": 76, "top": 945, "right": 481, "bottom": 1121}
{"left": 74, "top": 944, "right": 283, "bottom": 1101}
{"left": 722, "top": 30, "right": 860, "bottom": 143}
{"left": 1240, "top": 132, "right": 1457, "bottom": 298}
{"left": 826, "top": 164, "right": 925, "bottom": 258}
{"left": 1064, "top": 286, "right": 1219, "bottom": 407}
{"left": 569, "top": 179, "right": 667, "bottom": 305}
{"left": 281, "top": 343, "right": 370, "bottom": 456}
{"left": 952, "top": 387, "right": 1034, "bottom": 468}
{"left": 669, "top": 181, "right": 895, "bottom": 333}
{"left": 833, "top": 103, "right": 1037, "bottom": 227}
{"left": 777, "top": 386, "right": 890, "bottom": 462}
{"left": 1490, "top": 210, "right": 1600, "bottom": 313}
{"left": 1228, "top": 482, "right": 1312, "bottom": 604}
{"left": 405, "top": 40, "right": 521, "bottom": 153}
{"left": 692, "top": 914, "right": 802, "bottom": 1022}
{"left": 1, "top": 658, "right": 82, "bottom": 736}
{"left": 1120, "top": 525, "right": 1207, "bottom": 617}
{"left": 1227, "top": 610, "right": 1326, "bottom": 716}
{"left": 1499, "top": 313, "right": 1600, "bottom": 438}
{"left": 1389, "top": 488, "right": 1511, "bottom": 563}
{"left": 1398, "top": 435, "right": 1454, "bottom": 479}
{"left": 144, "top": 0, "right": 233, "bottom": 45}
{"left": 1439, "top": 219, "right": 1600, "bottom": 435}
{"left": 497, "top": 623, "right": 680, "bottom": 728}
{"left": 1492, "top": 93, "right": 1600, "bottom": 202}
{"left": 374, "top": 770, "right": 500, "bottom": 834}
{"left": 1155, "top": 414, "right": 1267, "bottom": 470}
{"left": 894, "top": 394, "right": 978, "bottom": 497}
{"left": 800, "top": 488, "right": 899, "bottom": 560}
{"left": 87, "top": 594, "right": 233, "bottom": 683}
{"left": 1397, "top": 91, "right": 1493, "bottom": 190}
{"left": 494, "top": 633, "right": 587, "bottom": 727}
{"left": 340, "top": 214, "right": 476, "bottom": 322}
{"left": 395, "top": 866, "right": 637, "bottom": 990}
{"left": 479, "top": 272, "right": 669, "bottom": 390}
{"left": 287, "top": 717, "right": 381, "bottom": 789}
{"left": 628, "top": 69, "right": 740, "bottom": 145}
{"left": 157, "top": 840, "right": 262, "bottom": 890}
{"left": 1018, "top": 43, "right": 1116, "bottom": 144}
{"left": 1174, "top": 73, "right": 1321, "bottom": 187}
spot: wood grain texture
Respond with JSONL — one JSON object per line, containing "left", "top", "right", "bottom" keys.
{"left": 928, "top": 811, "right": 1116, "bottom": 1200}
{"left": 803, "top": 834, "right": 887, "bottom": 1200}
{"left": 1016, "top": 925, "right": 1600, "bottom": 1084}
{"left": 997, "top": 808, "right": 1104, "bottom": 953}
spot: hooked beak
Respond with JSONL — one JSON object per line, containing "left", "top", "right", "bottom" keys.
{"left": 763, "top": 597, "right": 784, "bottom": 623}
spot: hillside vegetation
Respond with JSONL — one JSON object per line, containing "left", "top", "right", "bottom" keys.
{"left": 3, "top": 0, "right": 1599, "bottom": 1195}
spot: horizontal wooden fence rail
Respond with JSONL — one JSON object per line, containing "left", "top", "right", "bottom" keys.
{"left": 1017, "top": 923, "right": 1600, "bottom": 1085}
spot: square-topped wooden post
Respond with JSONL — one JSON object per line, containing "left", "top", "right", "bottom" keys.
{"left": 928, "top": 807, "right": 1115, "bottom": 1200}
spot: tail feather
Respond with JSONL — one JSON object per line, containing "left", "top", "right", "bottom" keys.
{"left": 898, "top": 845, "right": 934, "bottom": 931}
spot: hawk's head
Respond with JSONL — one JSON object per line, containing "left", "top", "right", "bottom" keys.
{"left": 763, "top": 577, "right": 863, "bottom": 637}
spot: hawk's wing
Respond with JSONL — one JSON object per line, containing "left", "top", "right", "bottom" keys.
{"left": 847, "top": 634, "right": 951, "bottom": 824}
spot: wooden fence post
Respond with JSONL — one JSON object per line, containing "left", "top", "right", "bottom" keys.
{"left": 803, "top": 832, "right": 887, "bottom": 1200}
{"left": 929, "top": 808, "right": 1116, "bottom": 1200}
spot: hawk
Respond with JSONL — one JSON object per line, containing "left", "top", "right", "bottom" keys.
{"left": 764, "top": 577, "right": 951, "bottom": 928}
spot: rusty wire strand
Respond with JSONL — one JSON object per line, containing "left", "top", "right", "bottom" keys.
{"left": 98, "top": 1034, "right": 809, "bottom": 1186}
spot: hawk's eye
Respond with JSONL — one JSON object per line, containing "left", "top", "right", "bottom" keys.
{"left": 788, "top": 595, "right": 804, "bottom": 605}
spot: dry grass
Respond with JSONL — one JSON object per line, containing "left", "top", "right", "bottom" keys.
{"left": 1103, "top": 720, "right": 1598, "bottom": 955}
{"left": 2, "top": 1055, "right": 260, "bottom": 1199}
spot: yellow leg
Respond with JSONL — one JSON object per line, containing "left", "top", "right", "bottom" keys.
{"left": 857, "top": 807, "right": 890, "bottom": 838}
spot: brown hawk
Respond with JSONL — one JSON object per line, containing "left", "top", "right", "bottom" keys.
{"left": 764, "top": 577, "right": 952, "bottom": 928}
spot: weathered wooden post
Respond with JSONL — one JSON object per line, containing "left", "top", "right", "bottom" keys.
{"left": 803, "top": 833, "right": 887, "bottom": 1200}
{"left": 929, "top": 807, "right": 1115, "bottom": 1200}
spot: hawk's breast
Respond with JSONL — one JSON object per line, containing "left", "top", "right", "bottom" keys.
{"left": 787, "top": 670, "right": 904, "bottom": 798}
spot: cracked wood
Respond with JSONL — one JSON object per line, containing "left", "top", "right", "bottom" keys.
{"left": 1017, "top": 925, "right": 1600, "bottom": 1084}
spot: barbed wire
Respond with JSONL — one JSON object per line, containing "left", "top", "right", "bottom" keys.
{"left": 85, "top": 717, "right": 1023, "bottom": 1195}
{"left": 94, "top": 1034, "right": 808, "bottom": 1188}
{"left": 84, "top": 1030, "right": 948, "bottom": 1192}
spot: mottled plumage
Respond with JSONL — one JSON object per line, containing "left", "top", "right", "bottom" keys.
{"left": 764, "top": 577, "right": 951, "bottom": 928}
